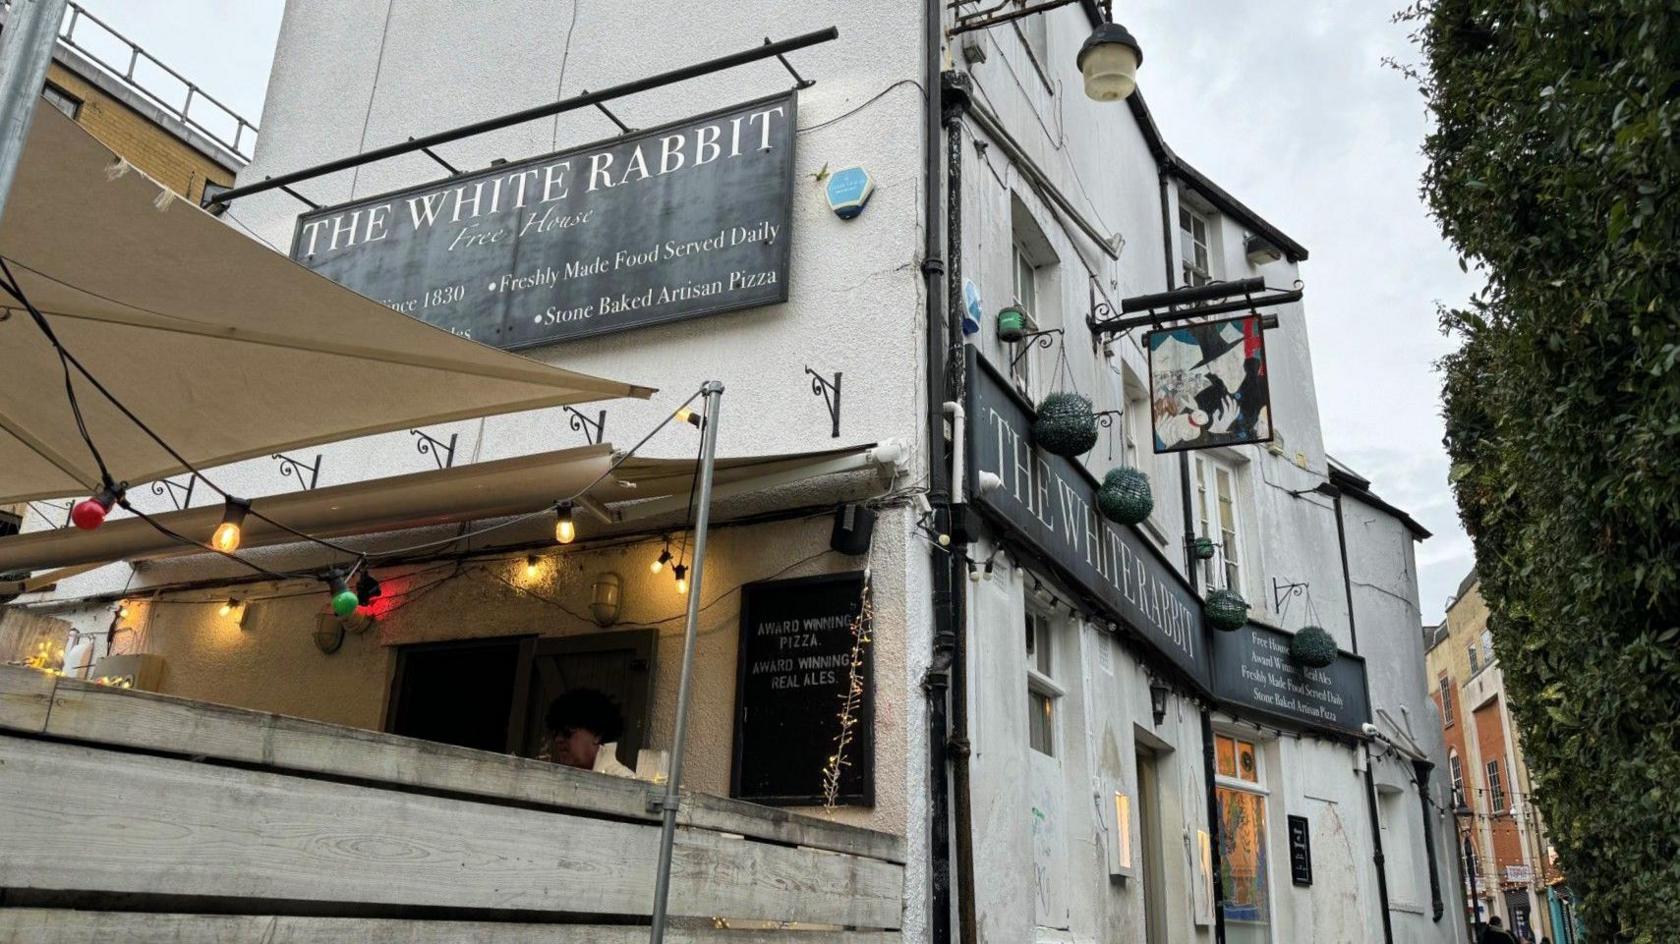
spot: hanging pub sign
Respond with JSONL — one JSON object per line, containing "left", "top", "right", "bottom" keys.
{"left": 964, "top": 348, "right": 1208, "bottom": 687}
{"left": 731, "top": 572, "right": 872, "bottom": 806}
{"left": 290, "top": 91, "right": 797, "bottom": 350}
{"left": 1209, "top": 623, "right": 1370, "bottom": 736}
{"left": 1147, "top": 314, "right": 1272, "bottom": 453}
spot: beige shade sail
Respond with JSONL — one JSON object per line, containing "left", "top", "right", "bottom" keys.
{"left": 0, "top": 442, "right": 898, "bottom": 574}
{"left": 0, "top": 108, "right": 653, "bottom": 504}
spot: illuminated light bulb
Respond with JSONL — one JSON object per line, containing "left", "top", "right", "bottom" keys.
{"left": 554, "top": 501, "right": 577, "bottom": 545}
{"left": 117, "top": 603, "right": 130, "bottom": 619}
{"left": 673, "top": 563, "right": 689, "bottom": 594}
{"left": 71, "top": 482, "right": 124, "bottom": 531}
{"left": 968, "top": 563, "right": 981, "bottom": 583}
{"left": 211, "top": 497, "right": 251, "bottom": 552}
{"left": 937, "top": 533, "right": 951, "bottom": 547}
{"left": 525, "top": 555, "right": 540, "bottom": 578}
{"left": 327, "top": 572, "right": 359, "bottom": 618}
{"left": 676, "top": 407, "right": 703, "bottom": 428}
{"left": 650, "top": 547, "right": 672, "bottom": 574}
{"left": 219, "top": 599, "right": 236, "bottom": 618}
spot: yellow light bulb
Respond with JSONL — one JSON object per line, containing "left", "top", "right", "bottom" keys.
{"left": 650, "top": 559, "right": 663, "bottom": 574}
{"left": 676, "top": 576, "right": 688, "bottom": 594}
{"left": 675, "top": 407, "right": 691, "bottom": 422}
{"left": 554, "top": 503, "right": 576, "bottom": 545}
{"left": 211, "top": 521, "right": 241, "bottom": 552}
{"left": 218, "top": 601, "right": 233, "bottom": 618}
{"left": 525, "top": 555, "right": 540, "bottom": 578}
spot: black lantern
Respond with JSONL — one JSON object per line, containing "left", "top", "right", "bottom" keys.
{"left": 1148, "top": 678, "right": 1170, "bottom": 727}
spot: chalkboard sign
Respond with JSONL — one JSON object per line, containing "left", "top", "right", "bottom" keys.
{"left": 1287, "top": 814, "right": 1313, "bottom": 886}
{"left": 1209, "top": 623, "right": 1371, "bottom": 736}
{"left": 291, "top": 92, "right": 796, "bottom": 350}
{"left": 731, "top": 572, "right": 872, "bottom": 806}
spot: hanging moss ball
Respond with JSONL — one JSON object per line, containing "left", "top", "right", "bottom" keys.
{"left": 997, "top": 306, "right": 1028, "bottom": 343}
{"left": 1192, "top": 536, "right": 1218, "bottom": 561}
{"left": 1203, "top": 588, "right": 1249, "bottom": 632}
{"left": 1290, "top": 625, "right": 1338, "bottom": 668}
{"left": 1098, "top": 467, "right": 1154, "bottom": 525}
{"left": 1033, "top": 392, "right": 1099, "bottom": 457}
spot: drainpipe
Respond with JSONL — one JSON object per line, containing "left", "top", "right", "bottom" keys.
{"left": 1159, "top": 171, "right": 1226, "bottom": 944}
{"left": 920, "top": 1, "right": 954, "bottom": 942}
{"left": 1330, "top": 487, "right": 1395, "bottom": 944}
{"left": 941, "top": 67, "right": 979, "bottom": 944}
{"left": 1413, "top": 759, "right": 1446, "bottom": 921}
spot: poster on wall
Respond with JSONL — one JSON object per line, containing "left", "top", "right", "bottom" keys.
{"left": 731, "top": 572, "right": 872, "bottom": 806}
{"left": 291, "top": 92, "right": 796, "bottom": 350}
{"left": 1147, "top": 314, "right": 1272, "bottom": 453}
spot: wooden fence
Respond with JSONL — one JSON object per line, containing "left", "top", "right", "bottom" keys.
{"left": 0, "top": 665, "right": 904, "bottom": 942}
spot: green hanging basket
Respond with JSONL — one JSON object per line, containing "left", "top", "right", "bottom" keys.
{"left": 1290, "top": 625, "right": 1338, "bottom": 668}
{"left": 1033, "top": 392, "right": 1099, "bottom": 457}
{"left": 1098, "top": 467, "right": 1154, "bottom": 525}
{"left": 997, "top": 306, "right": 1029, "bottom": 343}
{"left": 1203, "top": 588, "right": 1249, "bottom": 632}
{"left": 1191, "top": 536, "right": 1218, "bottom": 560}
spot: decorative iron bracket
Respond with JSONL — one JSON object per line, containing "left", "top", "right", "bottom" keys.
{"left": 805, "top": 366, "right": 842, "bottom": 438}
{"left": 1272, "top": 577, "right": 1309, "bottom": 611}
{"left": 149, "top": 474, "right": 199, "bottom": 511}
{"left": 1093, "top": 409, "right": 1123, "bottom": 429}
{"left": 272, "top": 452, "right": 322, "bottom": 491}
{"left": 564, "top": 406, "right": 607, "bottom": 445}
{"left": 947, "top": 0, "right": 1097, "bottom": 37}
{"left": 1009, "top": 327, "right": 1063, "bottom": 373}
{"left": 1089, "top": 277, "right": 1302, "bottom": 338}
{"left": 410, "top": 429, "right": 459, "bottom": 469}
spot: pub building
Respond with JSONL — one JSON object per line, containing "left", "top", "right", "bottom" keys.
{"left": 0, "top": 2, "right": 1465, "bottom": 943}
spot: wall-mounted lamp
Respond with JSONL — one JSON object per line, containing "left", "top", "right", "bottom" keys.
{"left": 591, "top": 572, "right": 622, "bottom": 627}
{"left": 1078, "top": 21, "right": 1143, "bottom": 102}
{"left": 1149, "top": 677, "right": 1170, "bottom": 727}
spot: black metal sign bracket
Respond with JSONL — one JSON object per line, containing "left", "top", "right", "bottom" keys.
{"left": 410, "top": 429, "right": 459, "bottom": 469}
{"left": 1089, "top": 277, "right": 1302, "bottom": 338}
{"left": 1009, "top": 327, "right": 1063, "bottom": 373}
{"left": 805, "top": 367, "right": 842, "bottom": 438}
{"left": 564, "top": 406, "right": 607, "bottom": 445}
{"left": 1272, "top": 577, "right": 1309, "bottom": 612}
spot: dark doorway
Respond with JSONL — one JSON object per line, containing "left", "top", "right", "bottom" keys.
{"left": 1137, "top": 743, "right": 1169, "bottom": 944}
{"left": 386, "top": 635, "right": 533, "bottom": 753}
{"left": 386, "top": 630, "right": 657, "bottom": 767}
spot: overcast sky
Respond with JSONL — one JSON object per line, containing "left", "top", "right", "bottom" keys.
{"left": 75, "top": 1, "right": 1476, "bottom": 622}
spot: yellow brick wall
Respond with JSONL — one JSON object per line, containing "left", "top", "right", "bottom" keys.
{"left": 43, "top": 61, "right": 236, "bottom": 204}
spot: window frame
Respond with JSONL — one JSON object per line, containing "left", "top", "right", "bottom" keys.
{"left": 1010, "top": 238, "right": 1041, "bottom": 396}
{"left": 1024, "top": 606, "right": 1062, "bottom": 757}
{"left": 1179, "top": 204, "right": 1213, "bottom": 287}
{"left": 41, "top": 82, "right": 81, "bottom": 120}
{"left": 1193, "top": 454, "right": 1246, "bottom": 595}
{"left": 1439, "top": 674, "right": 1456, "bottom": 726}
{"left": 1213, "top": 731, "right": 1274, "bottom": 939}
{"left": 1449, "top": 750, "right": 1464, "bottom": 805}
{"left": 1485, "top": 759, "right": 1506, "bottom": 813}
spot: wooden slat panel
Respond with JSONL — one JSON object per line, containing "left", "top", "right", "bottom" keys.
{"left": 0, "top": 665, "right": 903, "bottom": 864}
{"left": 0, "top": 910, "right": 903, "bottom": 943}
{"left": 0, "top": 736, "right": 903, "bottom": 929}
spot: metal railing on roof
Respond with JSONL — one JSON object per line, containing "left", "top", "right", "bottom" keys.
{"left": 39, "top": 1, "right": 258, "bottom": 163}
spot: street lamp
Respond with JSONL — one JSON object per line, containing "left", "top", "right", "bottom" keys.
{"left": 1078, "top": 21, "right": 1143, "bottom": 102}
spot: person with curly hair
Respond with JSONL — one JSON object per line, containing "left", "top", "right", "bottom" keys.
{"left": 542, "top": 687, "right": 635, "bottom": 778}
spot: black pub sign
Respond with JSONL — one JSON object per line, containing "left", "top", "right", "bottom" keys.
{"left": 964, "top": 348, "right": 1208, "bottom": 686}
{"left": 731, "top": 572, "right": 872, "bottom": 806}
{"left": 1287, "top": 814, "right": 1313, "bottom": 886}
{"left": 291, "top": 92, "right": 796, "bottom": 349}
{"left": 1209, "top": 623, "right": 1371, "bottom": 736}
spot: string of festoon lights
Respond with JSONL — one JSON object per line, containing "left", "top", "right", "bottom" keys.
{"left": 0, "top": 256, "right": 709, "bottom": 615}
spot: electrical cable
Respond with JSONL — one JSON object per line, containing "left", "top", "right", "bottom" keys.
{"left": 798, "top": 79, "right": 924, "bottom": 135}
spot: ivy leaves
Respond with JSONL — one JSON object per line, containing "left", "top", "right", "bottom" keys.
{"left": 1413, "top": 1, "right": 1680, "bottom": 941}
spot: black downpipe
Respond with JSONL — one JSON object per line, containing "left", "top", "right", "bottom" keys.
{"left": 1160, "top": 171, "right": 1227, "bottom": 944}
{"left": 1331, "top": 489, "right": 1396, "bottom": 944}
{"left": 920, "top": 2, "right": 953, "bottom": 943}
{"left": 1414, "top": 759, "right": 1446, "bottom": 921}
{"left": 942, "top": 69, "right": 979, "bottom": 944}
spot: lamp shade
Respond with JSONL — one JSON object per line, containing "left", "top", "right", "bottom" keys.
{"left": 1078, "top": 23, "right": 1143, "bottom": 102}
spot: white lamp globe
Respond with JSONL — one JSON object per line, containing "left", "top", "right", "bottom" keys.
{"left": 1078, "top": 22, "right": 1143, "bottom": 102}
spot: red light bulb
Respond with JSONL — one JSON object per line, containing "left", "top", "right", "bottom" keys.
{"left": 71, "top": 483, "right": 123, "bottom": 531}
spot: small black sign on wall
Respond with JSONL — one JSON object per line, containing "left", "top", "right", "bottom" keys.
{"left": 731, "top": 572, "right": 872, "bottom": 806}
{"left": 1287, "top": 814, "right": 1313, "bottom": 886}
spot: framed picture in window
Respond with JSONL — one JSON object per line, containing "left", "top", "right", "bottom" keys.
{"left": 1147, "top": 314, "right": 1272, "bottom": 453}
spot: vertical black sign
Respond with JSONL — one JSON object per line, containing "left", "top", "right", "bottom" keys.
{"left": 291, "top": 92, "right": 796, "bottom": 349}
{"left": 1287, "top": 815, "right": 1313, "bottom": 886}
{"left": 964, "top": 348, "right": 1208, "bottom": 686}
{"left": 731, "top": 572, "right": 872, "bottom": 806}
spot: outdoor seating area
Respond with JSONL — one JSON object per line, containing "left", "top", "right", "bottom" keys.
{"left": 0, "top": 664, "right": 905, "bottom": 942}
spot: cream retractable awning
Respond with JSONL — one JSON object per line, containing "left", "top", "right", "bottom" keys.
{"left": 0, "top": 441, "right": 899, "bottom": 574}
{"left": 0, "top": 108, "right": 653, "bottom": 504}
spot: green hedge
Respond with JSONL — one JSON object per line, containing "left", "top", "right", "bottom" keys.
{"left": 1410, "top": 3, "right": 1680, "bottom": 940}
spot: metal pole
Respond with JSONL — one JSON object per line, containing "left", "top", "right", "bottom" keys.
{"left": 0, "top": 0, "right": 68, "bottom": 226}
{"left": 648, "top": 381, "right": 723, "bottom": 944}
